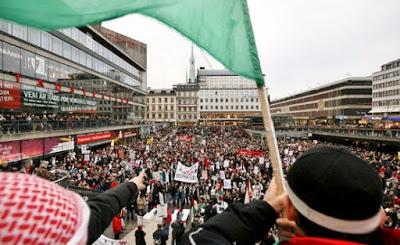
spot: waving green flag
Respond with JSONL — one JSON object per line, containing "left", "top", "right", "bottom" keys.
{"left": 0, "top": 0, "right": 264, "bottom": 86}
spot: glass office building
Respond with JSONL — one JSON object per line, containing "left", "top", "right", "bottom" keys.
{"left": 0, "top": 21, "right": 147, "bottom": 121}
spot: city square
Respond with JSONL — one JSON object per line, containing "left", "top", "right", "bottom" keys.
{"left": 0, "top": 1, "right": 400, "bottom": 244}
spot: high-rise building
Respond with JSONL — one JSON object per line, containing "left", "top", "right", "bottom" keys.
{"left": 197, "top": 68, "right": 262, "bottom": 125}
{"left": 370, "top": 59, "right": 400, "bottom": 116}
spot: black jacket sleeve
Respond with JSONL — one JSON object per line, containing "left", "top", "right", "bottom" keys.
{"left": 86, "top": 182, "right": 138, "bottom": 244}
{"left": 182, "top": 200, "right": 278, "bottom": 245}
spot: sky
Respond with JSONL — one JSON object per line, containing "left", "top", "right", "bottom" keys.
{"left": 104, "top": 0, "right": 400, "bottom": 100}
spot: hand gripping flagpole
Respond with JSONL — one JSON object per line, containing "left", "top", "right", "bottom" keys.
{"left": 257, "top": 86, "right": 285, "bottom": 194}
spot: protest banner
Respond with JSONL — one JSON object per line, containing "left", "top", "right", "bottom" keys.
{"left": 219, "top": 170, "right": 225, "bottom": 180}
{"left": 174, "top": 162, "right": 198, "bottom": 183}
{"left": 201, "top": 171, "right": 208, "bottom": 180}
{"left": 236, "top": 149, "right": 264, "bottom": 157}
{"left": 157, "top": 204, "right": 168, "bottom": 218}
{"left": 223, "top": 179, "right": 232, "bottom": 189}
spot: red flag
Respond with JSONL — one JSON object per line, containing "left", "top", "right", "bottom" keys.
{"left": 55, "top": 83, "right": 61, "bottom": 92}
{"left": 204, "top": 157, "right": 210, "bottom": 169}
{"left": 92, "top": 91, "right": 96, "bottom": 98}
{"left": 36, "top": 79, "right": 44, "bottom": 88}
{"left": 15, "top": 73, "right": 21, "bottom": 83}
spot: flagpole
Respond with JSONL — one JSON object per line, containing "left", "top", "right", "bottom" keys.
{"left": 257, "top": 86, "right": 285, "bottom": 194}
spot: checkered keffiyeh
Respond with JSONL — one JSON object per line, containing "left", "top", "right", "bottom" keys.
{"left": 0, "top": 172, "right": 90, "bottom": 245}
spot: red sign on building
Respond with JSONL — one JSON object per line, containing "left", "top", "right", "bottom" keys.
{"left": 0, "top": 81, "right": 21, "bottom": 109}
{"left": 21, "top": 139, "right": 44, "bottom": 159}
{"left": 76, "top": 132, "right": 112, "bottom": 145}
{"left": 0, "top": 141, "right": 21, "bottom": 165}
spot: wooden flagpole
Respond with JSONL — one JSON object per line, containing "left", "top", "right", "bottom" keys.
{"left": 258, "top": 86, "right": 285, "bottom": 194}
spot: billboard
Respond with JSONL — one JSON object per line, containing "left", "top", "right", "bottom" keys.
{"left": 76, "top": 132, "right": 112, "bottom": 145}
{"left": 0, "top": 81, "right": 21, "bottom": 109}
{"left": 21, "top": 84, "right": 97, "bottom": 110}
{"left": 0, "top": 141, "right": 22, "bottom": 165}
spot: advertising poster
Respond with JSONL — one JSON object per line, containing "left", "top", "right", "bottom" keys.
{"left": 0, "top": 141, "right": 21, "bottom": 165}
{"left": 44, "top": 137, "right": 74, "bottom": 154}
{"left": 21, "top": 139, "right": 43, "bottom": 159}
{"left": 0, "top": 81, "right": 21, "bottom": 109}
{"left": 76, "top": 132, "right": 112, "bottom": 145}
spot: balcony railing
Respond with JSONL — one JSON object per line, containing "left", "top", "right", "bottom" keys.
{"left": 274, "top": 126, "right": 400, "bottom": 138}
{"left": 0, "top": 119, "right": 121, "bottom": 134}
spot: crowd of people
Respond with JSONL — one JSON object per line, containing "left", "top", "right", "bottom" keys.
{"left": 2, "top": 124, "right": 400, "bottom": 243}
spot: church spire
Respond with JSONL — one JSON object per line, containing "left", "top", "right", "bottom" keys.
{"left": 189, "top": 45, "right": 196, "bottom": 83}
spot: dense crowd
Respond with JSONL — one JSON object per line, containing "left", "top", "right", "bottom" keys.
{"left": 31, "top": 126, "right": 400, "bottom": 231}
{"left": 2, "top": 124, "right": 399, "bottom": 243}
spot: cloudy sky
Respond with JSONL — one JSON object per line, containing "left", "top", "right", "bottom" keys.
{"left": 104, "top": 0, "right": 400, "bottom": 100}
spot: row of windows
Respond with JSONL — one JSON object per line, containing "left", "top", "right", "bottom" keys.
{"left": 373, "top": 70, "right": 400, "bottom": 81}
{"left": 147, "top": 97, "right": 175, "bottom": 103}
{"left": 373, "top": 79, "right": 400, "bottom": 89}
{"left": 289, "top": 103, "right": 318, "bottom": 111}
{"left": 325, "top": 98, "right": 371, "bottom": 107}
{"left": 178, "top": 114, "right": 198, "bottom": 120}
{"left": 373, "top": 88, "right": 400, "bottom": 98}
{"left": 199, "top": 89, "right": 258, "bottom": 97}
{"left": 176, "top": 91, "right": 197, "bottom": 97}
{"left": 178, "top": 107, "right": 197, "bottom": 112}
{"left": 382, "top": 61, "right": 400, "bottom": 71}
{"left": 200, "top": 97, "right": 259, "bottom": 103}
{"left": 272, "top": 88, "right": 371, "bottom": 108}
{"left": 0, "top": 21, "right": 141, "bottom": 88}
{"left": 177, "top": 99, "right": 197, "bottom": 105}
{"left": 149, "top": 105, "right": 175, "bottom": 111}
{"left": 147, "top": 113, "right": 175, "bottom": 119}
{"left": 59, "top": 27, "right": 140, "bottom": 77}
{"left": 373, "top": 100, "right": 400, "bottom": 107}
{"left": 200, "top": 105, "right": 259, "bottom": 110}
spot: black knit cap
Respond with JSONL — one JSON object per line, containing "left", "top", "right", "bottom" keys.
{"left": 287, "top": 146, "right": 382, "bottom": 220}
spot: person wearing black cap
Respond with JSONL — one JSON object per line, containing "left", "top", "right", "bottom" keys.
{"left": 182, "top": 146, "right": 400, "bottom": 245}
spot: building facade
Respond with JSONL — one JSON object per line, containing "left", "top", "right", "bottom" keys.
{"left": 270, "top": 77, "right": 372, "bottom": 122}
{"left": 197, "top": 69, "right": 262, "bottom": 125}
{"left": 174, "top": 83, "right": 200, "bottom": 125}
{"left": 370, "top": 59, "right": 400, "bottom": 116}
{"left": 0, "top": 22, "right": 147, "bottom": 121}
{"left": 146, "top": 89, "right": 176, "bottom": 123}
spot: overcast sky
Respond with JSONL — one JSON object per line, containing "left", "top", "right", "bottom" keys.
{"left": 104, "top": 0, "right": 400, "bottom": 100}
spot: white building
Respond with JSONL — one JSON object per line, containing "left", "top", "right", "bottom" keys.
{"left": 146, "top": 89, "right": 176, "bottom": 123}
{"left": 197, "top": 68, "right": 262, "bottom": 125}
{"left": 371, "top": 59, "right": 400, "bottom": 116}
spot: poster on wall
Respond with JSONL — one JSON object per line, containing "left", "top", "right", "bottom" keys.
{"left": 0, "top": 81, "right": 21, "bottom": 109}
{"left": 44, "top": 137, "right": 74, "bottom": 154}
{"left": 76, "top": 132, "right": 112, "bottom": 145}
{"left": 0, "top": 141, "right": 21, "bottom": 165}
{"left": 21, "top": 139, "right": 43, "bottom": 159}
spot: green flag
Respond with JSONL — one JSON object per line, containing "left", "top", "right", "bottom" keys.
{"left": 0, "top": 0, "right": 264, "bottom": 86}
